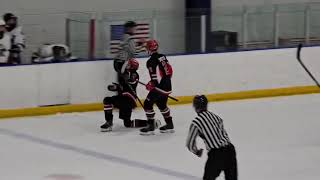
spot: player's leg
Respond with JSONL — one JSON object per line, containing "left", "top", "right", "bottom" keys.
{"left": 203, "top": 149, "right": 223, "bottom": 180}
{"left": 116, "top": 96, "right": 149, "bottom": 128}
{"left": 140, "top": 92, "right": 157, "bottom": 135}
{"left": 117, "top": 96, "right": 134, "bottom": 128}
{"left": 223, "top": 144, "right": 238, "bottom": 180}
{"left": 120, "top": 107, "right": 150, "bottom": 128}
{"left": 101, "top": 96, "right": 116, "bottom": 132}
{"left": 156, "top": 95, "right": 174, "bottom": 133}
{"left": 119, "top": 109, "right": 136, "bottom": 128}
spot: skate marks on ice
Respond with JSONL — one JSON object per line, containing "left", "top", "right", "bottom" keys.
{"left": 45, "top": 174, "right": 84, "bottom": 180}
{"left": 0, "top": 128, "right": 199, "bottom": 180}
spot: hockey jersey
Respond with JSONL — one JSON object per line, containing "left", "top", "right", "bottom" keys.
{"left": 0, "top": 33, "right": 12, "bottom": 63}
{"left": 7, "top": 26, "right": 25, "bottom": 51}
{"left": 146, "top": 52, "right": 173, "bottom": 94}
{"left": 117, "top": 71, "right": 140, "bottom": 106}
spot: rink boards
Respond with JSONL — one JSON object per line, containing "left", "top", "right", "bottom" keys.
{"left": 1, "top": 47, "right": 320, "bottom": 118}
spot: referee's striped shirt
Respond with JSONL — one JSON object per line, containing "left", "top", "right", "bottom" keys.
{"left": 115, "top": 34, "right": 145, "bottom": 62}
{"left": 115, "top": 34, "right": 145, "bottom": 73}
{"left": 186, "top": 110, "right": 231, "bottom": 154}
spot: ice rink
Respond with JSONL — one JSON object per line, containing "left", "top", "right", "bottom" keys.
{"left": 1, "top": 94, "right": 320, "bottom": 180}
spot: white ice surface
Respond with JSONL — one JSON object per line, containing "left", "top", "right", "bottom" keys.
{"left": 0, "top": 94, "right": 320, "bottom": 180}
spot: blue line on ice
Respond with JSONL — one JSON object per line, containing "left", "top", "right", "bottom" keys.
{"left": 0, "top": 128, "right": 199, "bottom": 180}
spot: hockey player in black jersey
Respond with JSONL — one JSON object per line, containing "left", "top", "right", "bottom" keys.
{"left": 101, "top": 58, "right": 156, "bottom": 132}
{"left": 140, "top": 40, "right": 174, "bottom": 135}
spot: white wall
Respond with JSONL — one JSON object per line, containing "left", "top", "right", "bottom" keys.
{"left": 1, "top": 47, "right": 319, "bottom": 109}
{"left": 0, "top": 65, "right": 38, "bottom": 108}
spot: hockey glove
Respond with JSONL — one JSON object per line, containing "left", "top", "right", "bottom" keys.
{"left": 146, "top": 81, "right": 155, "bottom": 91}
{"left": 108, "top": 82, "right": 122, "bottom": 92}
{"left": 107, "top": 84, "right": 118, "bottom": 92}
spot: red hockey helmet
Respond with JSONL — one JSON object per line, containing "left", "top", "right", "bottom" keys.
{"left": 126, "top": 58, "right": 139, "bottom": 70}
{"left": 146, "top": 39, "right": 159, "bottom": 53}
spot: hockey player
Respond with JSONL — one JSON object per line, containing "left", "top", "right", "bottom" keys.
{"left": 0, "top": 19, "right": 11, "bottom": 65}
{"left": 3, "top": 13, "right": 25, "bottom": 64}
{"left": 113, "top": 21, "right": 145, "bottom": 81}
{"left": 31, "top": 43, "right": 77, "bottom": 63}
{"left": 140, "top": 40, "right": 174, "bottom": 135}
{"left": 101, "top": 58, "right": 159, "bottom": 132}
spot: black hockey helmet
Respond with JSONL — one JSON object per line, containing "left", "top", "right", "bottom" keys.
{"left": 3, "top": 13, "right": 17, "bottom": 22}
{"left": 124, "top": 21, "right": 137, "bottom": 28}
{"left": 193, "top": 95, "right": 208, "bottom": 112}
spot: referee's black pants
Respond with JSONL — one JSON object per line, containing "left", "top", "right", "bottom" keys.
{"left": 203, "top": 143, "right": 237, "bottom": 180}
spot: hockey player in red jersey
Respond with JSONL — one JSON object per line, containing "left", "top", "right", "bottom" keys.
{"left": 140, "top": 40, "right": 174, "bottom": 135}
{"left": 101, "top": 58, "right": 157, "bottom": 132}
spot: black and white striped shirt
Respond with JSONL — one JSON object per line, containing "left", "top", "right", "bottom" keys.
{"left": 115, "top": 34, "right": 145, "bottom": 62}
{"left": 115, "top": 34, "right": 145, "bottom": 73}
{"left": 186, "top": 110, "right": 231, "bottom": 155}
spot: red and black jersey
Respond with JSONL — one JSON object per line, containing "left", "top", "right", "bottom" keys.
{"left": 146, "top": 52, "right": 173, "bottom": 94}
{"left": 118, "top": 71, "right": 139, "bottom": 106}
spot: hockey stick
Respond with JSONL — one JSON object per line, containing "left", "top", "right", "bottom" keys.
{"left": 296, "top": 44, "right": 320, "bottom": 88}
{"left": 128, "top": 83, "right": 145, "bottom": 108}
{"left": 112, "top": 82, "right": 144, "bottom": 108}
{"left": 138, "top": 81, "right": 179, "bottom": 101}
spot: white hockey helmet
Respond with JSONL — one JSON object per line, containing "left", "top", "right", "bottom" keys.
{"left": 0, "top": 19, "right": 6, "bottom": 26}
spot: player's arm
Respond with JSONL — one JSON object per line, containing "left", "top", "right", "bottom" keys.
{"left": 135, "top": 39, "right": 146, "bottom": 53}
{"left": 159, "top": 55, "right": 173, "bottom": 77}
{"left": 13, "top": 26, "right": 25, "bottom": 51}
{"left": 147, "top": 58, "right": 158, "bottom": 84}
{"left": 145, "top": 57, "right": 162, "bottom": 91}
{"left": 128, "top": 38, "right": 145, "bottom": 55}
{"left": 186, "top": 122, "right": 203, "bottom": 157}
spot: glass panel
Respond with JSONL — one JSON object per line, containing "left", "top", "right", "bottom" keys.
{"left": 212, "top": 6, "right": 243, "bottom": 44}
{"left": 20, "top": 11, "right": 68, "bottom": 64}
{"left": 277, "top": 3, "right": 307, "bottom": 46}
{"left": 246, "top": 5, "right": 274, "bottom": 49}
{"left": 309, "top": 3, "right": 320, "bottom": 44}
{"left": 67, "top": 12, "right": 92, "bottom": 58}
{"left": 6, "top": 2, "right": 320, "bottom": 64}
{"left": 154, "top": 10, "right": 185, "bottom": 54}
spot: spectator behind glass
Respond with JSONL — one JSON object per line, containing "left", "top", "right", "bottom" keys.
{"left": 0, "top": 19, "right": 11, "bottom": 65}
{"left": 3, "top": 13, "right": 25, "bottom": 64}
{"left": 32, "top": 43, "right": 77, "bottom": 63}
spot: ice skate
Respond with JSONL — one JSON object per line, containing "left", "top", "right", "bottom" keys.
{"left": 100, "top": 122, "right": 113, "bottom": 132}
{"left": 140, "top": 120, "right": 155, "bottom": 135}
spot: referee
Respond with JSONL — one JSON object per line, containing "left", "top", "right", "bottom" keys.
{"left": 113, "top": 21, "right": 145, "bottom": 77}
{"left": 186, "top": 95, "right": 238, "bottom": 180}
